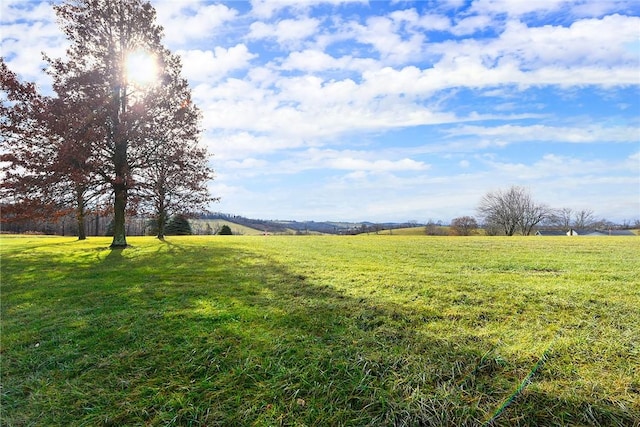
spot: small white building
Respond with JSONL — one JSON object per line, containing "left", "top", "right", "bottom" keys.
{"left": 567, "top": 229, "right": 635, "bottom": 236}
{"left": 536, "top": 229, "right": 636, "bottom": 236}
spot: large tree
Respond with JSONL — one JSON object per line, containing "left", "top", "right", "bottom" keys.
{"left": 477, "top": 186, "right": 522, "bottom": 236}
{"left": 2, "top": 59, "right": 113, "bottom": 239}
{"left": 49, "top": 0, "right": 207, "bottom": 248}
{"left": 477, "top": 186, "right": 551, "bottom": 236}
{"left": 132, "top": 59, "right": 216, "bottom": 239}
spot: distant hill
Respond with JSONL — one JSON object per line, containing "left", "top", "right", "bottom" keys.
{"left": 189, "top": 219, "right": 268, "bottom": 236}
{"left": 196, "top": 214, "right": 293, "bottom": 234}
{"left": 197, "top": 213, "right": 425, "bottom": 235}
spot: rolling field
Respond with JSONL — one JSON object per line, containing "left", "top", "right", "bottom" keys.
{"left": 189, "top": 219, "right": 269, "bottom": 236}
{"left": 1, "top": 235, "right": 639, "bottom": 426}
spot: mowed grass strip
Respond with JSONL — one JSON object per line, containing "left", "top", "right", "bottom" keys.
{"left": 1, "top": 235, "right": 638, "bottom": 426}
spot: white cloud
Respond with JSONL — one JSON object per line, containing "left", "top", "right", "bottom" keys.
{"left": 280, "top": 49, "right": 338, "bottom": 71}
{"left": 446, "top": 124, "right": 640, "bottom": 143}
{"left": 280, "top": 49, "right": 378, "bottom": 73}
{"left": 203, "top": 131, "right": 312, "bottom": 161}
{"left": 470, "top": 0, "right": 638, "bottom": 19}
{"left": 198, "top": 91, "right": 462, "bottom": 139}
{"left": 359, "top": 61, "right": 524, "bottom": 95}
{"left": 469, "top": 0, "right": 571, "bottom": 17}
{"left": 152, "top": 1, "right": 238, "bottom": 47}
{"left": 225, "top": 158, "right": 269, "bottom": 172}
{"left": 305, "top": 149, "right": 429, "bottom": 172}
{"left": 450, "top": 14, "right": 492, "bottom": 35}
{"left": 386, "top": 7, "right": 452, "bottom": 34}
{"left": 247, "top": 17, "right": 321, "bottom": 46}
{"left": 571, "top": 1, "right": 639, "bottom": 18}
{"left": 481, "top": 153, "right": 639, "bottom": 182}
{"left": 249, "top": 0, "right": 367, "bottom": 19}
{"left": 177, "top": 44, "right": 256, "bottom": 83}
{"left": 497, "top": 16, "right": 640, "bottom": 67}
{"left": 192, "top": 60, "right": 559, "bottom": 151}
{"left": 348, "top": 15, "right": 425, "bottom": 63}
{"left": 426, "top": 15, "right": 640, "bottom": 88}
{"left": 0, "top": 2, "right": 66, "bottom": 89}
{"left": 1, "top": 0, "right": 53, "bottom": 22}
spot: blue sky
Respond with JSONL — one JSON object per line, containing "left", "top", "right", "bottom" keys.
{"left": 2, "top": 0, "right": 639, "bottom": 223}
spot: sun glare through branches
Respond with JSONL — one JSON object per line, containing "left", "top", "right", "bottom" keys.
{"left": 125, "top": 50, "right": 158, "bottom": 86}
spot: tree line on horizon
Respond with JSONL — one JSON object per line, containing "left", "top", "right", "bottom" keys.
{"left": 441, "top": 185, "right": 638, "bottom": 236}
{"left": 2, "top": 196, "right": 635, "bottom": 237}
{"left": 1, "top": 0, "right": 215, "bottom": 246}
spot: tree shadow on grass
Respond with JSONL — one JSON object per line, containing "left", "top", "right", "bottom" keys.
{"left": 493, "top": 388, "right": 639, "bottom": 427}
{"left": 2, "top": 239, "right": 637, "bottom": 426}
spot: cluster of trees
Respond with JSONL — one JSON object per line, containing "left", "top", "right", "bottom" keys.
{"left": 466, "top": 185, "right": 635, "bottom": 236}
{"left": 1, "top": 0, "right": 215, "bottom": 247}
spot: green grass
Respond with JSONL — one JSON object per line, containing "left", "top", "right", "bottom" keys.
{"left": 1, "top": 235, "right": 639, "bottom": 426}
{"left": 376, "top": 227, "right": 428, "bottom": 236}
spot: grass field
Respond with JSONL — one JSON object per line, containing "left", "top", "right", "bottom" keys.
{"left": 1, "top": 235, "right": 639, "bottom": 426}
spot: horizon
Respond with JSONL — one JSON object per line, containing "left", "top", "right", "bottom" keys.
{"left": 2, "top": 0, "right": 639, "bottom": 223}
{"left": 203, "top": 212, "right": 638, "bottom": 229}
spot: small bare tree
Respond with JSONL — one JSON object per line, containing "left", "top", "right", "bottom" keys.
{"left": 574, "top": 209, "right": 595, "bottom": 229}
{"left": 549, "top": 207, "right": 573, "bottom": 230}
{"left": 450, "top": 216, "right": 478, "bottom": 236}
{"left": 520, "top": 198, "right": 552, "bottom": 236}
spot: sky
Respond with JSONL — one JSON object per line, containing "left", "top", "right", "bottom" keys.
{"left": 2, "top": 0, "right": 640, "bottom": 223}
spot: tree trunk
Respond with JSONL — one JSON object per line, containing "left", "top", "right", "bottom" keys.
{"left": 76, "top": 206, "right": 86, "bottom": 240}
{"left": 75, "top": 186, "right": 87, "bottom": 240}
{"left": 110, "top": 78, "right": 128, "bottom": 249}
{"left": 111, "top": 138, "right": 128, "bottom": 247}
{"left": 156, "top": 210, "right": 166, "bottom": 240}
{"left": 111, "top": 182, "right": 127, "bottom": 247}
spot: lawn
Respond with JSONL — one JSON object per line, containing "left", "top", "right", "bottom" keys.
{"left": 1, "top": 235, "right": 638, "bottom": 426}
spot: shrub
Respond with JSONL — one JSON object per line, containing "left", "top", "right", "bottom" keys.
{"left": 218, "top": 224, "right": 232, "bottom": 235}
{"left": 450, "top": 216, "right": 478, "bottom": 236}
{"left": 166, "top": 215, "right": 192, "bottom": 235}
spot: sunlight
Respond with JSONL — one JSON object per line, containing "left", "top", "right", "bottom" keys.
{"left": 125, "top": 50, "right": 158, "bottom": 86}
